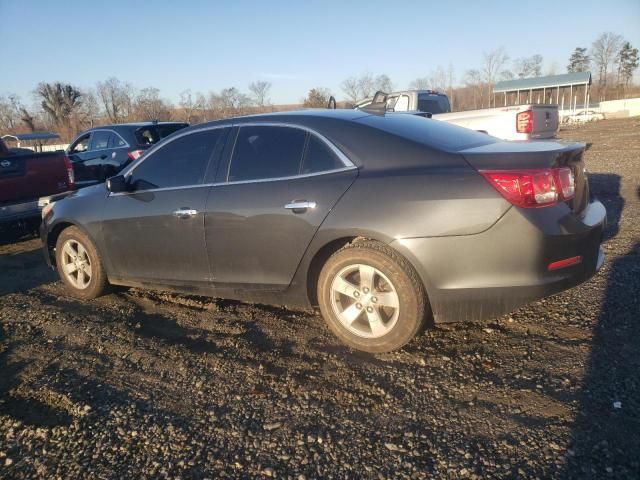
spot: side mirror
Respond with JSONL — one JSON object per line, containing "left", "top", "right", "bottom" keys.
{"left": 106, "top": 174, "right": 128, "bottom": 193}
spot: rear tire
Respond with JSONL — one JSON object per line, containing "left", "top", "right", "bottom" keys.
{"left": 55, "top": 226, "right": 109, "bottom": 300}
{"left": 317, "top": 240, "right": 427, "bottom": 353}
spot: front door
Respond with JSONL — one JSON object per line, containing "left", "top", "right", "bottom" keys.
{"left": 100, "top": 128, "right": 227, "bottom": 284}
{"left": 205, "top": 125, "right": 357, "bottom": 288}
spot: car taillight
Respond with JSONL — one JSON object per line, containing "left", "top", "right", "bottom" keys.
{"left": 516, "top": 110, "right": 533, "bottom": 134}
{"left": 480, "top": 167, "right": 575, "bottom": 208}
{"left": 63, "top": 155, "right": 75, "bottom": 188}
{"left": 128, "top": 149, "right": 144, "bottom": 161}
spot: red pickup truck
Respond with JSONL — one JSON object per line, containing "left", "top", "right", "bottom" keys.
{"left": 0, "top": 137, "right": 75, "bottom": 230}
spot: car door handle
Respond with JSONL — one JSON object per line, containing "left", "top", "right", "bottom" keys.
{"left": 173, "top": 208, "right": 198, "bottom": 219}
{"left": 284, "top": 201, "right": 317, "bottom": 212}
{"left": 100, "top": 154, "right": 108, "bottom": 159}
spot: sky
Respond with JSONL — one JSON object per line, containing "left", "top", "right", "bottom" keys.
{"left": 1, "top": 0, "right": 639, "bottom": 105}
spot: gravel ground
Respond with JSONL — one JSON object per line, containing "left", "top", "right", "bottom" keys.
{"left": 0, "top": 118, "right": 638, "bottom": 479}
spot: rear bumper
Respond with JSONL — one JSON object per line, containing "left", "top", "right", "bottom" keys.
{"left": 0, "top": 191, "right": 75, "bottom": 225}
{"left": 0, "top": 199, "right": 40, "bottom": 223}
{"left": 391, "top": 200, "right": 606, "bottom": 323}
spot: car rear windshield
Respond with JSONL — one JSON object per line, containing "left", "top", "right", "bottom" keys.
{"left": 135, "top": 124, "right": 188, "bottom": 146}
{"left": 417, "top": 94, "right": 450, "bottom": 114}
{"left": 356, "top": 113, "right": 497, "bottom": 152}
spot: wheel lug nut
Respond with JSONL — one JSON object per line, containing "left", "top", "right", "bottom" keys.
{"left": 356, "top": 303, "right": 362, "bottom": 309}
{"left": 363, "top": 287, "right": 369, "bottom": 293}
{"left": 372, "top": 296, "right": 378, "bottom": 303}
{"left": 366, "top": 306, "right": 373, "bottom": 313}
{"left": 354, "top": 291, "right": 360, "bottom": 297}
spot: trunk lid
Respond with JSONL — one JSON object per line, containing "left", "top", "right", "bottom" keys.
{"left": 461, "top": 140, "right": 588, "bottom": 214}
{"left": 0, "top": 152, "right": 71, "bottom": 203}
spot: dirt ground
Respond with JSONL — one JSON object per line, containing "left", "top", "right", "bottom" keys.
{"left": 0, "top": 118, "right": 638, "bottom": 479}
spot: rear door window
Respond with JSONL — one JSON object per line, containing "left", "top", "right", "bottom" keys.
{"left": 301, "top": 135, "right": 344, "bottom": 174}
{"left": 129, "top": 129, "right": 223, "bottom": 190}
{"left": 228, "top": 126, "right": 306, "bottom": 182}
{"left": 90, "top": 131, "right": 111, "bottom": 151}
{"left": 108, "top": 132, "right": 127, "bottom": 148}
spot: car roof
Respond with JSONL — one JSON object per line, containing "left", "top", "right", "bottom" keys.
{"left": 89, "top": 122, "right": 188, "bottom": 130}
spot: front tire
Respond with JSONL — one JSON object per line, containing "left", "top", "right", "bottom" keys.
{"left": 55, "top": 226, "right": 109, "bottom": 300}
{"left": 317, "top": 240, "right": 427, "bottom": 353}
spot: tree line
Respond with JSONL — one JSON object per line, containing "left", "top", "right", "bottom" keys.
{"left": 0, "top": 31, "right": 637, "bottom": 142}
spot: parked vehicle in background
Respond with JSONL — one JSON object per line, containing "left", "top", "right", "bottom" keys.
{"left": 41, "top": 110, "right": 605, "bottom": 353}
{"left": 434, "top": 104, "right": 559, "bottom": 141}
{"left": 561, "top": 109, "right": 605, "bottom": 124}
{"left": 355, "top": 90, "right": 559, "bottom": 141}
{"left": 0, "top": 137, "right": 74, "bottom": 230}
{"left": 67, "top": 121, "right": 189, "bottom": 186}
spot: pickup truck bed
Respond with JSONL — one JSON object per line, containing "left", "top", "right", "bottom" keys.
{"left": 0, "top": 138, "right": 74, "bottom": 226}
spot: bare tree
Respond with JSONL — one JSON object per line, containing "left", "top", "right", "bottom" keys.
{"left": 591, "top": 32, "right": 624, "bottom": 88}
{"left": 303, "top": 88, "right": 331, "bottom": 108}
{"left": 96, "top": 77, "right": 135, "bottom": 123}
{"left": 463, "top": 69, "right": 485, "bottom": 109}
{"left": 409, "top": 77, "right": 430, "bottom": 89}
{"left": 0, "top": 94, "right": 24, "bottom": 131}
{"left": 357, "top": 72, "right": 375, "bottom": 99}
{"left": 375, "top": 74, "right": 393, "bottom": 93}
{"left": 36, "top": 82, "right": 84, "bottom": 136}
{"left": 135, "top": 87, "right": 173, "bottom": 121}
{"left": 209, "top": 87, "right": 251, "bottom": 119}
{"left": 447, "top": 64, "right": 455, "bottom": 110}
{"left": 195, "top": 92, "right": 208, "bottom": 122}
{"left": 248, "top": 81, "right": 272, "bottom": 107}
{"left": 513, "top": 55, "right": 543, "bottom": 78}
{"left": 341, "top": 77, "right": 360, "bottom": 103}
{"left": 481, "top": 48, "right": 509, "bottom": 106}
{"left": 179, "top": 89, "right": 204, "bottom": 123}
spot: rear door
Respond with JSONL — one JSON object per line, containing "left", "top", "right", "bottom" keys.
{"left": 204, "top": 124, "right": 357, "bottom": 288}
{"left": 100, "top": 127, "right": 228, "bottom": 284}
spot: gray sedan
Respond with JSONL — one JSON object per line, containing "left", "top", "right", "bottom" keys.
{"left": 40, "top": 110, "right": 606, "bottom": 352}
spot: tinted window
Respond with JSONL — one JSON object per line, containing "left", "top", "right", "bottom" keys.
{"left": 357, "top": 114, "right": 497, "bottom": 152}
{"left": 130, "top": 130, "right": 222, "bottom": 189}
{"left": 109, "top": 132, "right": 127, "bottom": 148}
{"left": 135, "top": 124, "right": 188, "bottom": 146}
{"left": 302, "top": 136, "right": 344, "bottom": 174}
{"left": 69, "top": 133, "right": 91, "bottom": 154}
{"left": 90, "top": 131, "right": 111, "bottom": 150}
{"left": 417, "top": 94, "right": 450, "bottom": 114}
{"left": 228, "top": 126, "right": 306, "bottom": 182}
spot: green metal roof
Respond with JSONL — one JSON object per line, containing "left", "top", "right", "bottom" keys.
{"left": 493, "top": 72, "right": 591, "bottom": 93}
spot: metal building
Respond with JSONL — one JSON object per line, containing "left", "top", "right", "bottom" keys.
{"left": 493, "top": 72, "right": 592, "bottom": 111}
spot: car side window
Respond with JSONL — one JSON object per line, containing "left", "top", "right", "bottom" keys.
{"left": 129, "top": 130, "right": 222, "bottom": 190}
{"left": 109, "top": 133, "right": 127, "bottom": 148}
{"left": 90, "top": 131, "right": 111, "bottom": 151}
{"left": 228, "top": 126, "right": 306, "bottom": 182}
{"left": 301, "top": 135, "right": 344, "bottom": 174}
{"left": 69, "top": 133, "right": 91, "bottom": 154}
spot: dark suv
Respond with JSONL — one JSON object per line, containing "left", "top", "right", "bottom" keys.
{"left": 66, "top": 122, "right": 188, "bottom": 186}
